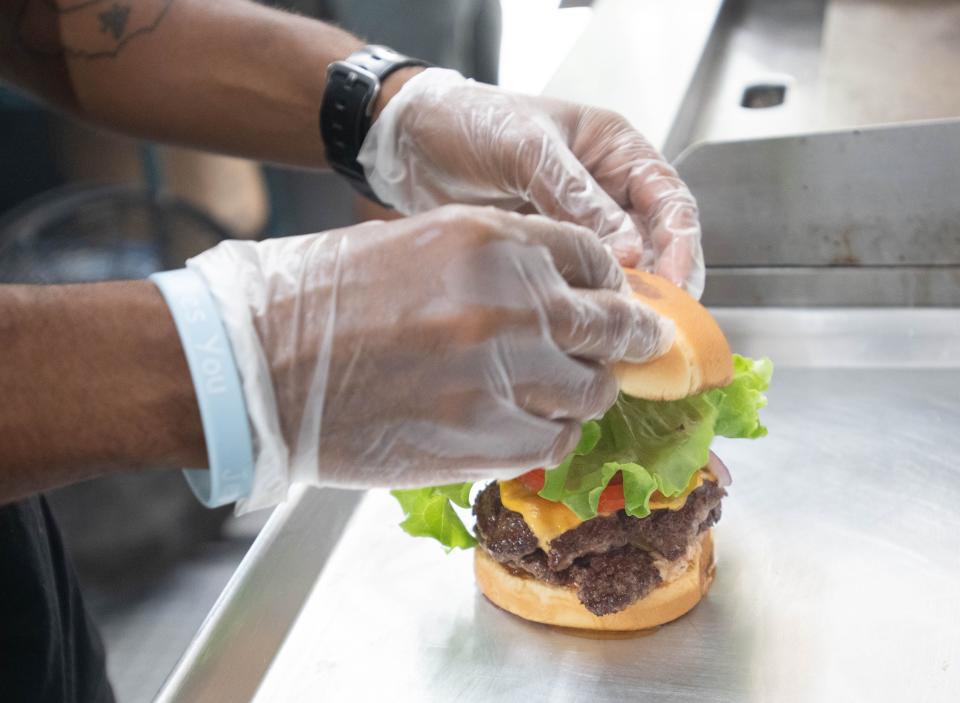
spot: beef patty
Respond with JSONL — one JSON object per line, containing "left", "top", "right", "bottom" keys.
{"left": 473, "top": 480, "right": 724, "bottom": 616}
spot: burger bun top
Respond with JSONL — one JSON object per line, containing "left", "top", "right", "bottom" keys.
{"left": 614, "top": 270, "right": 732, "bottom": 400}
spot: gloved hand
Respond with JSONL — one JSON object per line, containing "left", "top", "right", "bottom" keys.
{"left": 188, "top": 206, "right": 673, "bottom": 510}
{"left": 358, "top": 68, "right": 705, "bottom": 299}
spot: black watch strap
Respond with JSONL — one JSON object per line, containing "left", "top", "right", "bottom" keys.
{"left": 320, "top": 45, "right": 429, "bottom": 204}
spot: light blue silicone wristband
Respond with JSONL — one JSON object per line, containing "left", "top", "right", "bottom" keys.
{"left": 150, "top": 269, "right": 254, "bottom": 507}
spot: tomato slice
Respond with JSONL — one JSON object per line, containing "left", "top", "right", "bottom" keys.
{"left": 597, "top": 483, "right": 625, "bottom": 514}
{"left": 518, "top": 468, "right": 545, "bottom": 493}
{"left": 518, "top": 468, "right": 627, "bottom": 514}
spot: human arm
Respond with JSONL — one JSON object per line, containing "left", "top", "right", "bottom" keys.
{"left": 1, "top": 2, "right": 702, "bottom": 293}
{"left": 0, "top": 280, "right": 206, "bottom": 504}
{"left": 0, "top": 0, "right": 389, "bottom": 168}
{"left": 0, "top": 208, "right": 671, "bottom": 507}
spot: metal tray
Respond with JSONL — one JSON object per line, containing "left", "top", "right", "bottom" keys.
{"left": 157, "top": 309, "right": 960, "bottom": 702}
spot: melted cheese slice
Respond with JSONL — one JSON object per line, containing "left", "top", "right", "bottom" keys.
{"left": 498, "top": 480, "right": 582, "bottom": 550}
{"left": 652, "top": 471, "right": 707, "bottom": 511}
{"left": 498, "top": 469, "right": 714, "bottom": 550}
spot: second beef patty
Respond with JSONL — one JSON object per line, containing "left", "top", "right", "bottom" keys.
{"left": 473, "top": 480, "right": 724, "bottom": 615}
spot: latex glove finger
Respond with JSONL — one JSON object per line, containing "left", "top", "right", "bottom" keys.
{"left": 509, "top": 363, "right": 619, "bottom": 422}
{"left": 626, "top": 159, "right": 703, "bottom": 297}
{"left": 653, "top": 204, "right": 705, "bottom": 300}
{"left": 546, "top": 287, "right": 674, "bottom": 364}
{"left": 405, "top": 415, "right": 585, "bottom": 485}
{"left": 507, "top": 213, "right": 624, "bottom": 290}
{"left": 512, "top": 127, "right": 643, "bottom": 250}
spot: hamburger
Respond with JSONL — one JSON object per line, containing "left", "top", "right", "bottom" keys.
{"left": 392, "top": 270, "right": 772, "bottom": 631}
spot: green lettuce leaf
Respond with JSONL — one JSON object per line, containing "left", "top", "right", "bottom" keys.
{"left": 390, "top": 483, "right": 476, "bottom": 551}
{"left": 389, "top": 426, "right": 603, "bottom": 551}
{"left": 390, "top": 355, "right": 772, "bottom": 547}
{"left": 540, "top": 420, "right": 601, "bottom": 497}
{"left": 538, "top": 354, "right": 772, "bottom": 520}
{"left": 708, "top": 354, "right": 773, "bottom": 439}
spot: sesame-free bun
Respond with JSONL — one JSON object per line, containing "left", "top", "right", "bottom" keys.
{"left": 475, "top": 531, "right": 715, "bottom": 631}
{"left": 615, "top": 270, "right": 732, "bottom": 400}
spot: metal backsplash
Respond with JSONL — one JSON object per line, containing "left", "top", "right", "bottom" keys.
{"left": 678, "top": 119, "right": 960, "bottom": 306}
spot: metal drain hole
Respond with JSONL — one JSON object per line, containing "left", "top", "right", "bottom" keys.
{"left": 741, "top": 84, "right": 786, "bottom": 108}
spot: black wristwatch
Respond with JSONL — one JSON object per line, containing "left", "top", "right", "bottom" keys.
{"left": 320, "top": 45, "right": 429, "bottom": 204}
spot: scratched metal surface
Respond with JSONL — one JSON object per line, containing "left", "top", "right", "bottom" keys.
{"left": 158, "top": 311, "right": 960, "bottom": 702}
{"left": 247, "top": 367, "right": 959, "bottom": 702}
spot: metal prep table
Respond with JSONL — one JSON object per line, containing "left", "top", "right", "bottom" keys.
{"left": 157, "top": 1, "right": 960, "bottom": 700}
{"left": 157, "top": 311, "right": 960, "bottom": 702}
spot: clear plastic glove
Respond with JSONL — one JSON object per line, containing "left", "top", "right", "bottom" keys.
{"left": 358, "top": 68, "right": 705, "bottom": 299}
{"left": 188, "top": 206, "right": 673, "bottom": 510}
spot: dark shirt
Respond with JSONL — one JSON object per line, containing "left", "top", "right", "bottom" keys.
{"left": 0, "top": 496, "right": 114, "bottom": 703}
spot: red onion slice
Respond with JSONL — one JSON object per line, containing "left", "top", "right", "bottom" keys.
{"left": 707, "top": 451, "right": 732, "bottom": 487}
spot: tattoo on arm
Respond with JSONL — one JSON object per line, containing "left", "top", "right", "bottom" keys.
{"left": 15, "top": 0, "right": 175, "bottom": 59}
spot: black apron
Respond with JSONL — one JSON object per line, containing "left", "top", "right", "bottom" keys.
{"left": 0, "top": 496, "right": 114, "bottom": 703}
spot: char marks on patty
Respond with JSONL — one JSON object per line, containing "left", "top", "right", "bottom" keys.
{"left": 631, "top": 493, "right": 722, "bottom": 561}
{"left": 571, "top": 545, "right": 663, "bottom": 616}
{"left": 547, "top": 511, "right": 626, "bottom": 572}
{"left": 472, "top": 479, "right": 724, "bottom": 616}
{"left": 473, "top": 481, "right": 539, "bottom": 558}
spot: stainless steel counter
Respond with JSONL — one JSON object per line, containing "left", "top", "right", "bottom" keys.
{"left": 158, "top": 309, "right": 960, "bottom": 702}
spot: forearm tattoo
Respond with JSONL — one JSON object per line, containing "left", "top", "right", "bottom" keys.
{"left": 14, "top": 0, "right": 174, "bottom": 59}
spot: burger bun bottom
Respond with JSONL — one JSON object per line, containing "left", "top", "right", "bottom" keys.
{"left": 475, "top": 531, "right": 715, "bottom": 631}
